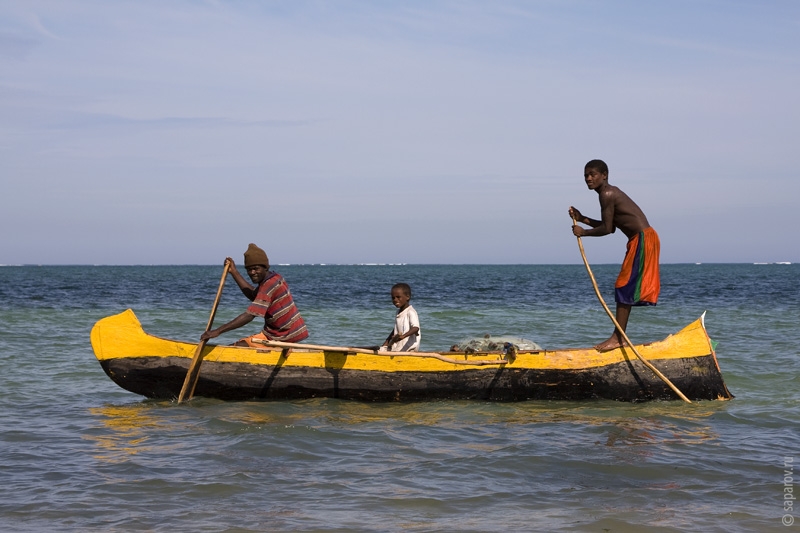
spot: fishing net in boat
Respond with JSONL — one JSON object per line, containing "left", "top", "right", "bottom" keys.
{"left": 449, "top": 335, "right": 543, "bottom": 353}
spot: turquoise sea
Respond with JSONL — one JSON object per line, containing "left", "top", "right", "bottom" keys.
{"left": 0, "top": 263, "right": 798, "bottom": 532}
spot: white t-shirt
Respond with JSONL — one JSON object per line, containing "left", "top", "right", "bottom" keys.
{"left": 390, "top": 305, "right": 421, "bottom": 352}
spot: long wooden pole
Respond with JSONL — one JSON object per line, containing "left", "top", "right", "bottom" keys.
{"left": 250, "top": 338, "right": 509, "bottom": 366}
{"left": 177, "top": 261, "right": 230, "bottom": 403}
{"left": 571, "top": 217, "right": 691, "bottom": 403}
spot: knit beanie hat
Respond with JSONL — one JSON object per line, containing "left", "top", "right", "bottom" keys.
{"left": 243, "top": 243, "right": 269, "bottom": 268}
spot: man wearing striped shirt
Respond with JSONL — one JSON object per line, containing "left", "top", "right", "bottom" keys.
{"left": 201, "top": 243, "right": 309, "bottom": 346}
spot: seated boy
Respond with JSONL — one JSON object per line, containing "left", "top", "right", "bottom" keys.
{"left": 379, "top": 283, "right": 421, "bottom": 352}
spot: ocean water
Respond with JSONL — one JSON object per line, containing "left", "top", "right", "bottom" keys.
{"left": 0, "top": 263, "right": 798, "bottom": 532}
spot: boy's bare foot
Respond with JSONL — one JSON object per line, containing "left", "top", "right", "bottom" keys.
{"left": 594, "top": 333, "right": 627, "bottom": 352}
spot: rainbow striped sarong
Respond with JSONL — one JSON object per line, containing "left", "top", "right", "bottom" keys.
{"left": 615, "top": 227, "right": 661, "bottom": 306}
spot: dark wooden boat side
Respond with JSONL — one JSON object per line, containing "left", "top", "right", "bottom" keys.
{"left": 99, "top": 352, "right": 731, "bottom": 402}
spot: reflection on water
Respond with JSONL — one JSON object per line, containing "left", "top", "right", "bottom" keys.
{"left": 87, "top": 398, "right": 723, "bottom": 465}
{"left": 87, "top": 403, "right": 167, "bottom": 462}
{"left": 601, "top": 415, "right": 719, "bottom": 448}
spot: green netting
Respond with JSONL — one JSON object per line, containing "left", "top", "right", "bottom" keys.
{"left": 450, "top": 335, "right": 543, "bottom": 352}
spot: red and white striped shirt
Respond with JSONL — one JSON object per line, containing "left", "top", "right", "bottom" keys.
{"left": 246, "top": 272, "right": 309, "bottom": 342}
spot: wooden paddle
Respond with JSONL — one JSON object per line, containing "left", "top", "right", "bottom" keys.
{"left": 571, "top": 216, "right": 691, "bottom": 403}
{"left": 177, "top": 261, "right": 231, "bottom": 403}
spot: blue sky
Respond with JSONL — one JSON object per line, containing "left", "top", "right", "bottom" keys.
{"left": 1, "top": 0, "right": 798, "bottom": 265}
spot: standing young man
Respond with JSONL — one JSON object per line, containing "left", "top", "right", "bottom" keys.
{"left": 568, "top": 160, "right": 660, "bottom": 351}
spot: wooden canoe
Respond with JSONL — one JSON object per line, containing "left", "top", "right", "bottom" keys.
{"left": 91, "top": 309, "right": 733, "bottom": 402}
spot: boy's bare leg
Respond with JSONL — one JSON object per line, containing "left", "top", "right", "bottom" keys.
{"left": 595, "top": 303, "right": 631, "bottom": 351}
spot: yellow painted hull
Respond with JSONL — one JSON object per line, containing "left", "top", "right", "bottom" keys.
{"left": 91, "top": 309, "right": 733, "bottom": 402}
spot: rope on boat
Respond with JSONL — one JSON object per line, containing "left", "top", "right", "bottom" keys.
{"left": 251, "top": 338, "right": 511, "bottom": 366}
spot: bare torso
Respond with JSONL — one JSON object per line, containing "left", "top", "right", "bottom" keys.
{"left": 597, "top": 183, "right": 650, "bottom": 239}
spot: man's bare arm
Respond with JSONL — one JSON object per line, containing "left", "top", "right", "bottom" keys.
{"left": 226, "top": 258, "right": 258, "bottom": 300}
{"left": 580, "top": 189, "right": 617, "bottom": 237}
{"left": 200, "top": 312, "right": 255, "bottom": 341}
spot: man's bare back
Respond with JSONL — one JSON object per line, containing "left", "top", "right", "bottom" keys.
{"left": 596, "top": 184, "right": 650, "bottom": 239}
